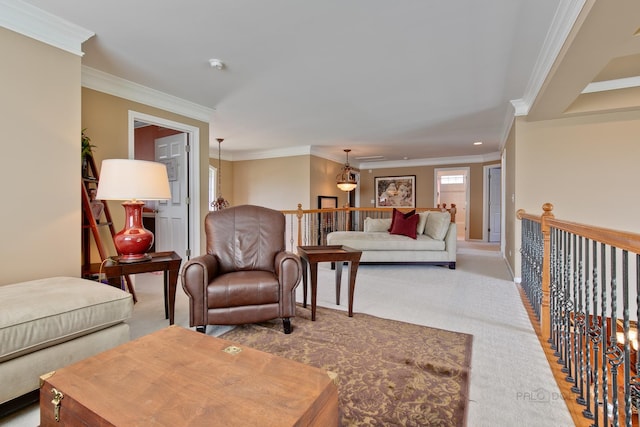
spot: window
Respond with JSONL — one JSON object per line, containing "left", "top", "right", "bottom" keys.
{"left": 209, "top": 166, "right": 216, "bottom": 210}
{"left": 440, "top": 175, "right": 464, "bottom": 185}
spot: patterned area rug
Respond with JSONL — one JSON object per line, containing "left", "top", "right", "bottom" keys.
{"left": 220, "top": 305, "right": 472, "bottom": 426}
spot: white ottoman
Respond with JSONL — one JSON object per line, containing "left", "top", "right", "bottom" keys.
{"left": 0, "top": 276, "right": 133, "bottom": 405}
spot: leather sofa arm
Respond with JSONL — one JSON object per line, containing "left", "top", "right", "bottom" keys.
{"left": 275, "top": 251, "right": 302, "bottom": 317}
{"left": 181, "top": 254, "right": 219, "bottom": 327}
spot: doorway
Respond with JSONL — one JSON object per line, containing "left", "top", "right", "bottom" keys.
{"left": 434, "top": 168, "right": 469, "bottom": 240}
{"left": 128, "top": 111, "right": 201, "bottom": 259}
{"left": 485, "top": 165, "right": 502, "bottom": 243}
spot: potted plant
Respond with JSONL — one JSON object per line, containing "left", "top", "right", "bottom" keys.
{"left": 81, "top": 129, "right": 96, "bottom": 177}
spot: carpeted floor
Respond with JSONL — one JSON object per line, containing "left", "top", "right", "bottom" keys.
{"left": 221, "top": 305, "right": 472, "bottom": 427}
{"left": 1, "top": 250, "right": 573, "bottom": 427}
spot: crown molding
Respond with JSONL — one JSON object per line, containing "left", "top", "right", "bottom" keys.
{"left": 82, "top": 66, "right": 214, "bottom": 123}
{"left": 359, "top": 152, "right": 501, "bottom": 170}
{"left": 224, "top": 145, "right": 313, "bottom": 161}
{"left": 225, "top": 145, "right": 500, "bottom": 167}
{"left": 510, "top": 98, "right": 530, "bottom": 117}
{"left": 0, "top": 0, "right": 94, "bottom": 56}
{"left": 581, "top": 76, "right": 640, "bottom": 94}
{"left": 511, "top": 0, "right": 587, "bottom": 117}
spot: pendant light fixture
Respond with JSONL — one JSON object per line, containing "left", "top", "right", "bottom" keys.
{"left": 211, "top": 138, "right": 230, "bottom": 211}
{"left": 336, "top": 149, "right": 358, "bottom": 192}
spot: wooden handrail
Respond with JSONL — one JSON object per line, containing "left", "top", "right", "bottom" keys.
{"left": 517, "top": 203, "right": 640, "bottom": 427}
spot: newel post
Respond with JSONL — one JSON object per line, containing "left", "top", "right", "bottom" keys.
{"left": 295, "top": 203, "right": 303, "bottom": 247}
{"left": 345, "top": 204, "right": 352, "bottom": 231}
{"left": 540, "top": 202, "right": 554, "bottom": 340}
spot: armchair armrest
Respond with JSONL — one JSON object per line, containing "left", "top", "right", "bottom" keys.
{"left": 181, "top": 254, "right": 219, "bottom": 327}
{"left": 275, "top": 251, "right": 302, "bottom": 317}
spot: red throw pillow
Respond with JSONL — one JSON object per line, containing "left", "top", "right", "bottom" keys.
{"left": 389, "top": 212, "right": 419, "bottom": 239}
{"left": 388, "top": 208, "right": 416, "bottom": 232}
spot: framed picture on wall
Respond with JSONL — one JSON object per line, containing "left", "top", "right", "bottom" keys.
{"left": 317, "top": 196, "right": 338, "bottom": 245}
{"left": 318, "top": 195, "right": 338, "bottom": 209}
{"left": 375, "top": 175, "right": 416, "bottom": 208}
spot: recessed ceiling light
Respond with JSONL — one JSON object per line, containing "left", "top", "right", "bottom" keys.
{"left": 473, "top": 141, "right": 483, "bottom": 145}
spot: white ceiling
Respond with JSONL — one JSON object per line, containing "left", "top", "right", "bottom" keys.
{"left": 17, "top": 1, "right": 583, "bottom": 165}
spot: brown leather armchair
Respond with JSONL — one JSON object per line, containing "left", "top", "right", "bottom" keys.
{"left": 181, "top": 205, "right": 302, "bottom": 334}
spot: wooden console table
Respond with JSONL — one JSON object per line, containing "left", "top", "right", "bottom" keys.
{"left": 297, "top": 245, "right": 362, "bottom": 321}
{"left": 90, "top": 251, "right": 182, "bottom": 324}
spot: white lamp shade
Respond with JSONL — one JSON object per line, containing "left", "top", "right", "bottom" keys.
{"left": 96, "top": 159, "right": 171, "bottom": 201}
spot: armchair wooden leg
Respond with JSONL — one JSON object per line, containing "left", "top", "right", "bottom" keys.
{"left": 196, "top": 326, "right": 206, "bottom": 333}
{"left": 283, "top": 318, "right": 292, "bottom": 334}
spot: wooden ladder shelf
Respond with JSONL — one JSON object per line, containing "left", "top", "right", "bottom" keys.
{"left": 81, "top": 154, "right": 137, "bottom": 302}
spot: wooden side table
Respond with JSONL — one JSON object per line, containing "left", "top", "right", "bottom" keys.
{"left": 91, "top": 251, "right": 182, "bottom": 325}
{"left": 297, "top": 245, "right": 362, "bottom": 321}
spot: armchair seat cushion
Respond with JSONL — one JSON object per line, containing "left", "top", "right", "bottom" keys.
{"left": 208, "top": 271, "right": 280, "bottom": 309}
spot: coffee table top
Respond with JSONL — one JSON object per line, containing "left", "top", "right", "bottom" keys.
{"left": 297, "top": 245, "right": 362, "bottom": 263}
{"left": 41, "top": 326, "right": 337, "bottom": 426}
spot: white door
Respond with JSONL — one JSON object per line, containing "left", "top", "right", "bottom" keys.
{"left": 488, "top": 167, "right": 501, "bottom": 242}
{"left": 155, "top": 133, "right": 189, "bottom": 258}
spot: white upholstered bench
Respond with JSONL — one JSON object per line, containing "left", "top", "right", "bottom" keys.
{"left": 0, "top": 276, "right": 133, "bottom": 407}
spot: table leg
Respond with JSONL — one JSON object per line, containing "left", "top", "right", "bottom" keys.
{"left": 310, "top": 262, "right": 318, "bottom": 321}
{"left": 163, "top": 270, "right": 169, "bottom": 320}
{"left": 167, "top": 268, "right": 178, "bottom": 325}
{"left": 335, "top": 261, "right": 343, "bottom": 305}
{"left": 301, "top": 258, "right": 308, "bottom": 308}
{"left": 347, "top": 260, "right": 360, "bottom": 317}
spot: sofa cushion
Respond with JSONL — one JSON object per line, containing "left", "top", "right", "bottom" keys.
{"left": 0, "top": 276, "right": 133, "bottom": 363}
{"left": 416, "top": 211, "right": 429, "bottom": 235}
{"left": 388, "top": 208, "right": 415, "bottom": 232}
{"left": 389, "top": 212, "right": 419, "bottom": 239}
{"left": 363, "top": 217, "right": 392, "bottom": 232}
{"left": 425, "top": 211, "right": 451, "bottom": 240}
{"left": 327, "top": 231, "right": 446, "bottom": 251}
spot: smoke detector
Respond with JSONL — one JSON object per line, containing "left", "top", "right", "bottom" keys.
{"left": 209, "top": 59, "right": 224, "bottom": 70}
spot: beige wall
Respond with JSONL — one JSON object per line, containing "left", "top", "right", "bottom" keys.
{"left": 208, "top": 157, "right": 234, "bottom": 208}
{"left": 511, "top": 110, "right": 640, "bottom": 276}
{"left": 231, "top": 155, "right": 309, "bottom": 211}
{"left": 310, "top": 156, "right": 349, "bottom": 208}
{"left": 0, "top": 28, "right": 81, "bottom": 284}
{"left": 82, "top": 88, "right": 210, "bottom": 255}
{"left": 359, "top": 163, "right": 490, "bottom": 239}
{"left": 226, "top": 155, "right": 351, "bottom": 211}
{"left": 503, "top": 123, "right": 517, "bottom": 274}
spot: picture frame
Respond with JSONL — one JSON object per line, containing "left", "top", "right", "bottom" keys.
{"left": 318, "top": 195, "right": 338, "bottom": 209}
{"left": 317, "top": 196, "right": 338, "bottom": 245}
{"left": 375, "top": 175, "right": 416, "bottom": 208}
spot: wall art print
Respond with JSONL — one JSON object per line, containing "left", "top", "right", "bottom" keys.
{"left": 375, "top": 175, "right": 415, "bottom": 208}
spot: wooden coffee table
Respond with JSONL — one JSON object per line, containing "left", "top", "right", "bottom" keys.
{"left": 297, "top": 245, "right": 362, "bottom": 321}
{"left": 40, "top": 326, "right": 338, "bottom": 426}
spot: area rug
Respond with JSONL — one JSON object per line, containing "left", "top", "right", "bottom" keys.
{"left": 220, "top": 305, "right": 472, "bottom": 426}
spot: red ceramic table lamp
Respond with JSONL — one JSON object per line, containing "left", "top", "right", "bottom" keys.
{"left": 96, "top": 159, "right": 171, "bottom": 263}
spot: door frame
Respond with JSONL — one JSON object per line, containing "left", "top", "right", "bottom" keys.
{"left": 434, "top": 167, "right": 470, "bottom": 241}
{"left": 128, "top": 110, "right": 201, "bottom": 259}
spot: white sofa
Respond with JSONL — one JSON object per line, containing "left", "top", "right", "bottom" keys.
{"left": 0, "top": 276, "right": 133, "bottom": 408}
{"left": 326, "top": 211, "right": 457, "bottom": 269}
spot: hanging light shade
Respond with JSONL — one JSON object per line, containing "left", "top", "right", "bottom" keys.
{"left": 211, "top": 138, "right": 230, "bottom": 211}
{"left": 336, "top": 149, "right": 358, "bottom": 192}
